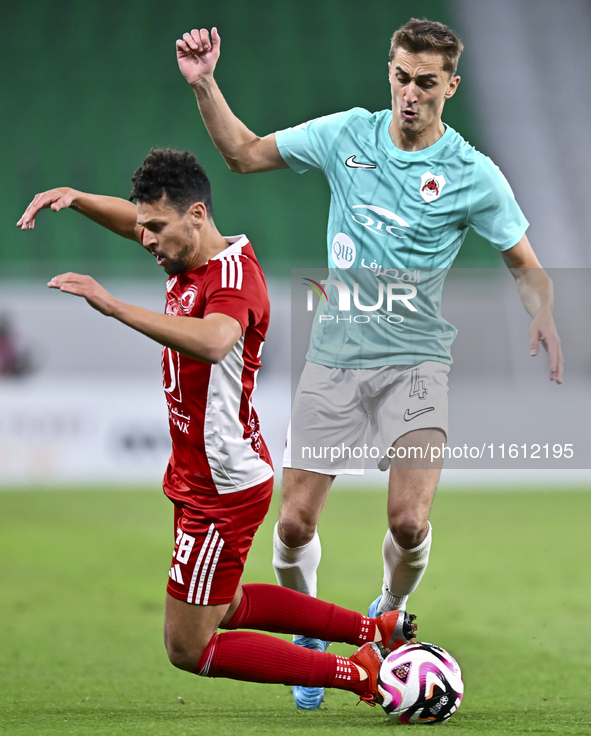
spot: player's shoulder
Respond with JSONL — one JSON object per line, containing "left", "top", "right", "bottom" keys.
{"left": 345, "top": 107, "right": 392, "bottom": 133}
{"left": 464, "top": 145, "right": 512, "bottom": 192}
{"left": 443, "top": 134, "right": 515, "bottom": 201}
{"left": 441, "top": 126, "right": 499, "bottom": 169}
{"left": 438, "top": 125, "right": 479, "bottom": 163}
{"left": 289, "top": 107, "right": 375, "bottom": 134}
{"left": 212, "top": 235, "right": 262, "bottom": 270}
{"left": 206, "top": 236, "right": 266, "bottom": 291}
{"left": 341, "top": 106, "right": 378, "bottom": 121}
{"left": 323, "top": 106, "right": 385, "bottom": 130}
{"left": 439, "top": 127, "right": 511, "bottom": 189}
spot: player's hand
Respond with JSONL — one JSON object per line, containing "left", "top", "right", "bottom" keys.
{"left": 48, "top": 273, "right": 117, "bottom": 317}
{"left": 17, "top": 187, "right": 78, "bottom": 230}
{"left": 529, "top": 307, "right": 563, "bottom": 384}
{"left": 176, "top": 27, "right": 221, "bottom": 86}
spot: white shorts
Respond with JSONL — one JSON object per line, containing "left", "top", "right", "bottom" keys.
{"left": 284, "top": 360, "right": 449, "bottom": 474}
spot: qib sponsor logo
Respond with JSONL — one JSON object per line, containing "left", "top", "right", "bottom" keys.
{"left": 331, "top": 233, "right": 356, "bottom": 269}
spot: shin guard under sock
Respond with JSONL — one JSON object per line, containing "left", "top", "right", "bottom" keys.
{"left": 225, "top": 583, "right": 376, "bottom": 646}
{"left": 272, "top": 523, "right": 321, "bottom": 597}
{"left": 195, "top": 630, "right": 363, "bottom": 692}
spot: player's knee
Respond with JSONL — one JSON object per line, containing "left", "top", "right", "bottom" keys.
{"left": 278, "top": 515, "right": 315, "bottom": 547}
{"left": 166, "top": 644, "right": 195, "bottom": 671}
{"left": 389, "top": 515, "right": 428, "bottom": 550}
{"left": 164, "top": 631, "right": 209, "bottom": 672}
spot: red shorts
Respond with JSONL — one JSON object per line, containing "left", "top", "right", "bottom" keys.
{"left": 165, "top": 477, "right": 274, "bottom": 605}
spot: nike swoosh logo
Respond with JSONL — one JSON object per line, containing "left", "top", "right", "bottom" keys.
{"left": 404, "top": 407, "right": 435, "bottom": 421}
{"left": 345, "top": 155, "right": 377, "bottom": 169}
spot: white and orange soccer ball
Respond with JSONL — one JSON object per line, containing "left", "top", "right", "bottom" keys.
{"left": 377, "top": 642, "right": 464, "bottom": 724}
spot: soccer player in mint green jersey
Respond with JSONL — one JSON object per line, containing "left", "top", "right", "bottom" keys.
{"left": 177, "top": 18, "right": 563, "bottom": 710}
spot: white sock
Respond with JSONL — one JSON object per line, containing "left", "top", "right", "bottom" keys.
{"left": 378, "top": 523, "right": 432, "bottom": 614}
{"left": 272, "top": 522, "right": 321, "bottom": 598}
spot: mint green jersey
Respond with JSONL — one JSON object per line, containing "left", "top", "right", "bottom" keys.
{"left": 276, "top": 108, "right": 528, "bottom": 368}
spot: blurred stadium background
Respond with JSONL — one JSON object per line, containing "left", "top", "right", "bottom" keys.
{"left": 1, "top": 0, "right": 590, "bottom": 487}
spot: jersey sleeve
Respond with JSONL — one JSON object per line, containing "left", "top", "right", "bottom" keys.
{"left": 466, "top": 154, "right": 529, "bottom": 250}
{"left": 202, "top": 256, "right": 268, "bottom": 334}
{"left": 275, "top": 109, "right": 358, "bottom": 173}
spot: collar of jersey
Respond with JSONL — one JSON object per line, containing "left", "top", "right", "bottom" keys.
{"left": 380, "top": 117, "right": 453, "bottom": 161}
{"left": 210, "top": 234, "right": 249, "bottom": 261}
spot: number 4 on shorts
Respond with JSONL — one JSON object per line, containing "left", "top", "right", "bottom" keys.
{"left": 409, "top": 368, "right": 428, "bottom": 400}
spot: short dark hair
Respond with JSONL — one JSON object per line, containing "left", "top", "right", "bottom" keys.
{"left": 130, "top": 148, "right": 213, "bottom": 217}
{"left": 390, "top": 18, "right": 464, "bottom": 76}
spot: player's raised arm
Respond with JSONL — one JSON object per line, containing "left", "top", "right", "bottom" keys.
{"left": 17, "top": 188, "right": 142, "bottom": 243}
{"left": 501, "top": 234, "right": 564, "bottom": 384}
{"left": 176, "top": 27, "right": 287, "bottom": 174}
{"left": 47, "top": 273, "right": 242, "bottom": 364}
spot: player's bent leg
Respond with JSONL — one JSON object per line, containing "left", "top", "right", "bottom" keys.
{"left": 195, "top": 627, "right": 368, "bottom": 694}
{"left": 163, "top": 592, "right": 232, "bottom": 671}
{"left": 375, "top": 429, "right": 444, "bottom": 615}
{"left": 221, "top": 582, "right": 417, "bottom": 648}
{"left": 193, "top": 623, "right": 388, "bottom": 705}
{"left": 165, "top": 583, "right": 413, "bottom": 704}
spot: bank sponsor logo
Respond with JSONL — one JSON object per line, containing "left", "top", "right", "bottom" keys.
{"left": 331, "top": 232, "right": 356, "bottom": 269}
{"left": 361, "top": 258, "right": 420, "bottom": 283}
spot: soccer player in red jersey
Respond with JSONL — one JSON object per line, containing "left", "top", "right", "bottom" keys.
{"left": 18, "top": 148, "right": 417, "bottom": 706}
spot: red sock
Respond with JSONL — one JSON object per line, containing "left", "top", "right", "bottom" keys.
{"left": 224, "top": 583, "right": 376, "bottom": 646}
{"left": 195, "top": 631, "right": 365, "bottom": 695}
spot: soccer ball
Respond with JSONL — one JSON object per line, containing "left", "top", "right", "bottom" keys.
{"left": 377, "top": 642, "right": 463, "bottom": 724}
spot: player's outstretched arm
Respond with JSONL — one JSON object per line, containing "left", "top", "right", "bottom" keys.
{"left": 18, "top": 188, "right": 142, "bottom": 243}
{"left": 48, "top": 273, "right": 241, "bottom": 364}
{"left": 501, "top": 234, "right": 564, "bottom": 384}
{"left": 176, "top": 27, "right": 287, "bottom": 174}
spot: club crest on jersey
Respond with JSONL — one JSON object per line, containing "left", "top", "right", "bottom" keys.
{"left": 420, "top": 172, "right": 446, "bottom": 203}
{"left": 179, "top": 286, "right": 198, "bottom": 314}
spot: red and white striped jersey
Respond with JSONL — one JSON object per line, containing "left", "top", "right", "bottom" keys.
{"left": 161, "top": 235, "right": 273, "bottom": 500}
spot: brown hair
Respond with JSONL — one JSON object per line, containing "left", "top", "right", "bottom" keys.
{"left": 389, "top": 18, "right": 464, "bottom": 76}
{"left": 130, "top": 148, "right": 213, "bottom": 217}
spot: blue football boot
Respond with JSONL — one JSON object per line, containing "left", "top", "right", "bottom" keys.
{"left": 367, "top": 594, "right": 383, "bottom": 618}
{"left": 292, "top": 637, "right": 330, "bottom": 709}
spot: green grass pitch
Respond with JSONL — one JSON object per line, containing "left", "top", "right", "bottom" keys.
{"left": 1, "top": 487, "right": 590, "bottom": 735}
